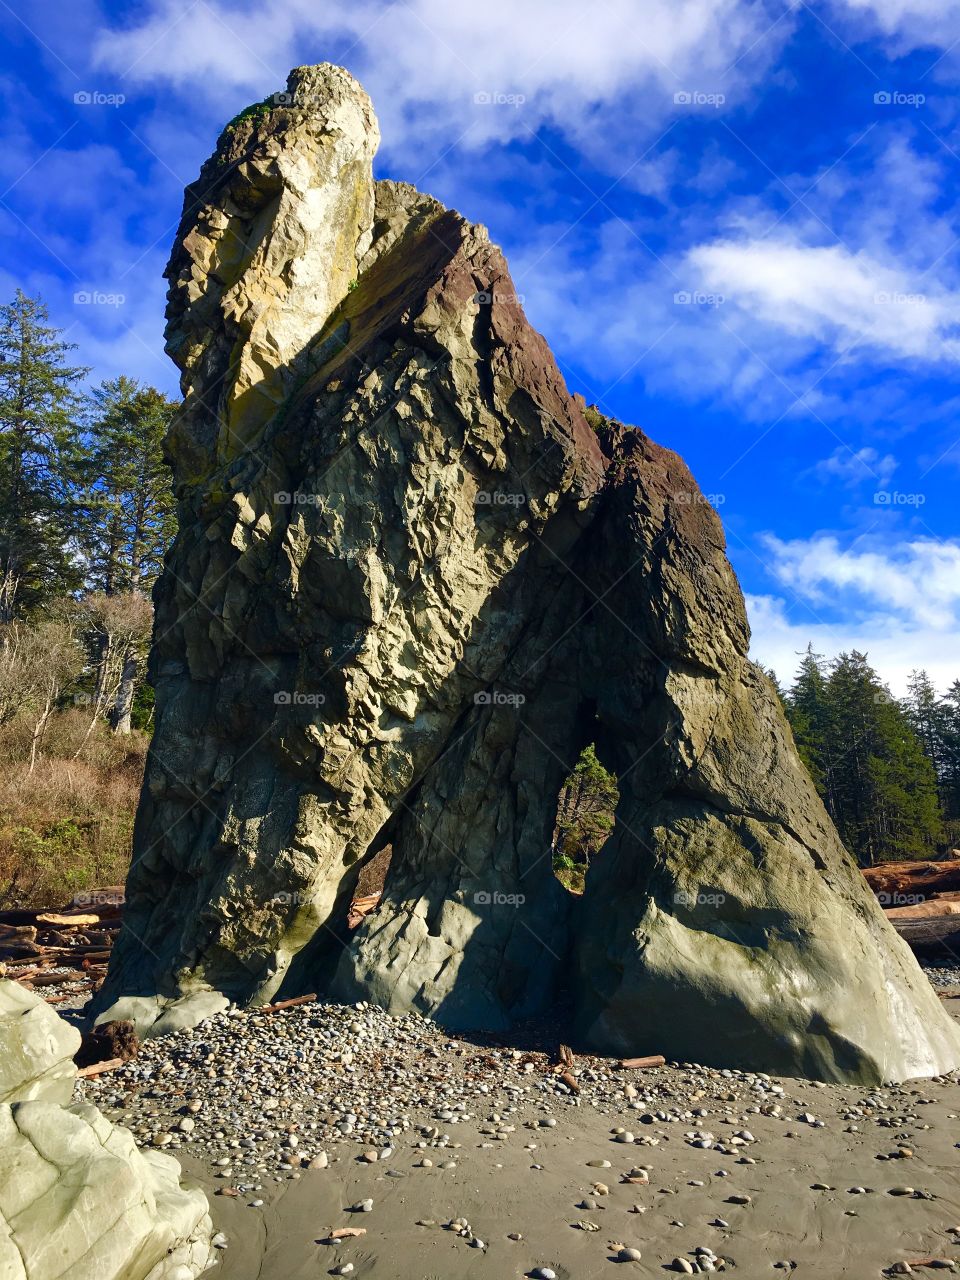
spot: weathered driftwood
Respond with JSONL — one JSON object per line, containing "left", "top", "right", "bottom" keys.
{"left": 76, "top": 1057, "right": 124, "bottom": 1078}
{"left": 258, "top": 993, "right": 317, "bottom": 1014}
{"left": 618, "top": 1055, "right": 667, "bottom": 1069}
{"left": 888, "top": 914, "right": 960, "bottom": 948}
{"left": 860, "top": 862, "right": 960, "bottom": 951}
{"left": 863, "top": 858, "right": 960, "bottom": 903}
{"left": 346, "top": 892, "right": 381, "bottom": 931}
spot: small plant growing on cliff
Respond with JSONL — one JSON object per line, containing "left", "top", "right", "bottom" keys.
{"left": 551, "top": 743, "right": 619, "bottom": 894}
{"left": 583, "top": 404, "right": 615, "bottom": 433}
{"left": 220, "top": 96, "right": 275, "bottom": 144}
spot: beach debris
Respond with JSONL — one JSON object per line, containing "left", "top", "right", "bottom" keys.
{"left": 258, "top": 993, "right": 317, "bottom": 1014}
{"left": 76, "top": 1057, "right": 124, "bottom": 1079}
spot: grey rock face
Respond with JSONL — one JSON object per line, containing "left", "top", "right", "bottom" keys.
{"left": 91, "top": 64, "right": 960, "bottom": 1083}
{"left": 0, "top": 1101, "right": 213, "bottom": 1280}
{"left": 0, "top": 979, "right": 80, "bottom": 1105}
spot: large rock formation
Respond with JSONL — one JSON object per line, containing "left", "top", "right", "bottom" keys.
{"left": 0, "top": 983, "right": 214, "bottom": 1279}
{"left": 92, "top": 64, "right": 960, "bottom": 1083}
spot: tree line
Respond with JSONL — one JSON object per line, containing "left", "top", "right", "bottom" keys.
{"left": 0, "top": 289, "right": 177, "bottom": 760}
{"left": 775, "top": 648, "right": 960, "bottom": 866}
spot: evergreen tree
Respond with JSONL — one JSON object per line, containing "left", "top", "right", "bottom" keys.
{"left": 904, "top": 669, "right": 949, "bottom": 801}
{"left": 80, "top": 377, "right": 178, "bottom": 595}
{"left": 0, "top": 290, "right": 88, "bottom": 617}
{"left": 551, "top": 743, "right": 619, "bottom": 893}
{"left": 940, "top": 680, "right": 960, "bottom": 825}
{"left": 785, "top": 645, "right": 832, "bottom": 799}
{"left": 76, "top": 378, "right": 177, "bottom": 734}
{"left": 824, "top": 652, "right": 941, "bottom": 864}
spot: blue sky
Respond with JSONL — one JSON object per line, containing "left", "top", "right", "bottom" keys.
{"left": 2, "top": 0, "right": 960, "bottom": 693}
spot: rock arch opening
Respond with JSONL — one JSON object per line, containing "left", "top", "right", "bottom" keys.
{"left": 550, "top": 734, "right": 620, "bottom": 896}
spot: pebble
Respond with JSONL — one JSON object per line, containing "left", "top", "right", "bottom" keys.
{"left": 617, "top": 1246, "right": 642, "bottom": 1261}
{"left": 671, "top": 1260, "right": 695, "bottom": 1275}
{"left": 352, "top": 1198, "right": 374, "bottom": 1213}
{"left": 58, "top": 977, "right": 960, "bottom": 1277}
{"left": 531, "top": 1269, "right": 557, "bottom": 1279}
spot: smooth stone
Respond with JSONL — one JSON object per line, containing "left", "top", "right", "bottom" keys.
{"left": 618, "top": 1246, "right": 642, "bottom": 1261}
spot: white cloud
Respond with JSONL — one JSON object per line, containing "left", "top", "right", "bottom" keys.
{"left": 747, "top": 592, "right": 960, "bottom": 695}
{"left": 758, "top": 533, "right": 960, "bottom": 630}
{"left": 688, "top": 237, "right": 960, "bottom": 364}
{"left": 92, "top": 0, "right": 789, "bottom": 160}
{"left": 809, "top": 445, "right": 898, "bottom": 487}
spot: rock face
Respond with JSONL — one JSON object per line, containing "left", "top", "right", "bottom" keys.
{"left": 0, "top": 983, "right": 213, "bottom": 1279}
{"left": 0, "top": 1102, "right": 213, "bottom": 1280}
{"left": 92, "top": 64, "right": 960, "bottom": 1083}
{"left": 0, "top": 978, "right": 80, "bottom": 1105}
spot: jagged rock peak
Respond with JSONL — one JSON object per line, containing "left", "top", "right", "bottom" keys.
{"left": 93, "top": 66, "right": 960, "bottom": 1085}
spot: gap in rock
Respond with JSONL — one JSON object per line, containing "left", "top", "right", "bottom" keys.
{"left": 550, "top": 705, "right": 620, "bottom": 896}
{"left": 347, "top": 840, "right": 394, "bottom": 929}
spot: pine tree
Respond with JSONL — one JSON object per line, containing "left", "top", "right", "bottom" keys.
{"left": 940, "top": 680, "right": 960, "bottom": 826}
{"left": 825, "top": 652, "right": 942, "bottom": 864}
{"left": 0, "top": 291, "right": 88, "bottom": 617}
{"left": 76, "top": 377, "right": 177, "bottom": 733}
{"left": 785, "top": 645, "right": 832, "bottom": 800}
{"left": 904, "top": 669, "right": 949, "bottom": 803}
{"left": 80, "top": 377, "right": 178, "bottom": 595}
{"left": 551, "top": 744, "right": 619, "bottom": 893}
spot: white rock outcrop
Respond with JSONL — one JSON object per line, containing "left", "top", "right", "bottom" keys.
{"left": 0, "top": 982, "right": 214, "bottom": 1279}
{"left": 0, "top": 979, "right": 80, "bottom": 1105}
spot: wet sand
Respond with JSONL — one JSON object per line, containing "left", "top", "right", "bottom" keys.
{"left": 124, "top": 997, "right": 960, "bottom": 1279}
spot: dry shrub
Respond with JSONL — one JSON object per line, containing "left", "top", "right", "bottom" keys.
{"left": 0, "top": 707, "right": 147, "bottom": 908}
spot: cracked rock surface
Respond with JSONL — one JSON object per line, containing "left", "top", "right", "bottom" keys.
{"left": 0, "top": 982, "right": 214, "bottom": 1279}
{"left": 91, "top": 63, "right": 960, "bottom": 1084}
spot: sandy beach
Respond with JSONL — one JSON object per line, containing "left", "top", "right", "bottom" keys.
{"left": 73, "top": 981, "right": 960, "bottom": 1279}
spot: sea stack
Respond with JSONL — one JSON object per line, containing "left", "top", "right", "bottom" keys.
{"left": 91, "top": 63, "right": 960, "bottom": 1084}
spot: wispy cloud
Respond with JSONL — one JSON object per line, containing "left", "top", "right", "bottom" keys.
{"left": 808, "top": 445, "right": 898, "bottom": 487}
{"left": 760, "top": 532, "right": 960, "bottom": 629}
